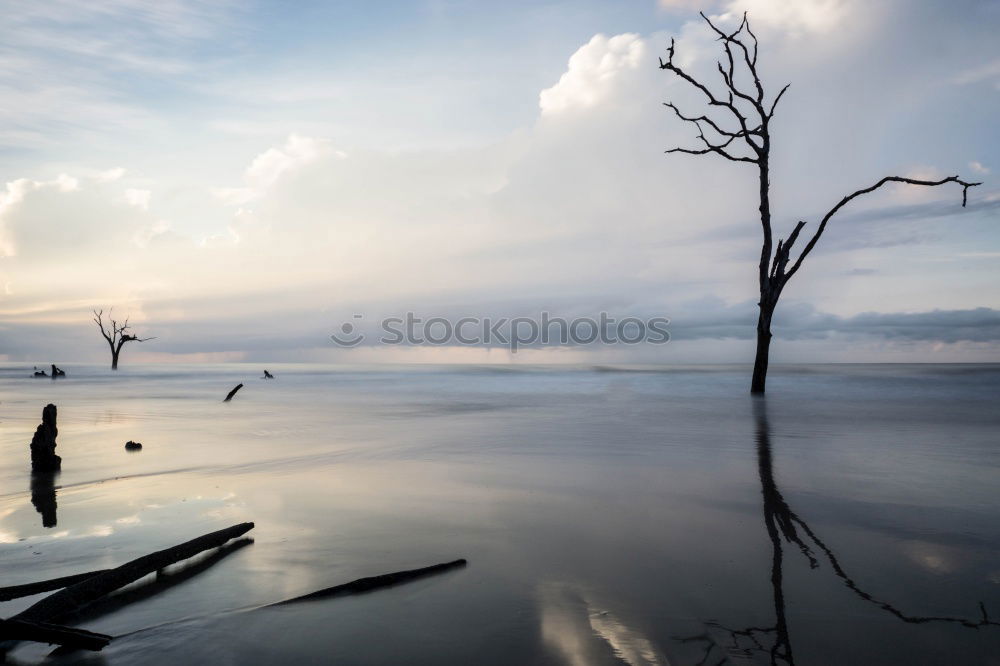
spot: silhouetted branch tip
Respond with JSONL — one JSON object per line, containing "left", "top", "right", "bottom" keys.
{"left": 768, "top": 83, "right": 791, "bottom": 118}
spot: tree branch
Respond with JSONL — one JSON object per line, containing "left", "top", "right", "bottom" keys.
{"left": 702, "top": 12, "right": 765, "bottom": 107}
{"left": 784, "top": 176, "right": 981, "bottom": 281}
{"left": 666, "top": 145, "right": 756, "bottom": 163}
{"left": 661, "top": 12, "right": 780, "bottom": 299}
{"left": 659, "top": 36, "right": 759, "bottom": 148}
{"left": 663, "top": 101, "right": 749, "bottom": 139}
{"left": 768, "top": 83, "right": 790, "bottom": 119}
{"left": 95, "top": 307, "right": 154, "bottom": 355}
{"left": 92, "top": 309, "right": 114, "bottom": 346}
{"left": 769, "top": 221, "right": 807, "bottom": 281}
{"left": 121, "top": 334, "right": 156, "bottom": 344}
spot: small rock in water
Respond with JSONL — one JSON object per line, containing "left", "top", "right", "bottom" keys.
{"left": 125, "top": 440, "right": 143, "bottom": 451}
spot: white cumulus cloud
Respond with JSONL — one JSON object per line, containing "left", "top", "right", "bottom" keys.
{"left": 539, "top": 34, "right": 648, "bottom": 116}
{"left": 214, "top": 134, "right": 341, "bottom": 205}
{"left": 124, "top": 188, "right": 151, "bottom": 210}
{"left": 722, "top": 0, "right": 851, "bottom": 34}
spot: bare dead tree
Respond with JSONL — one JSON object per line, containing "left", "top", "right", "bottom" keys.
{"left": 660, "top": 13, "right": 981, "bottom": 393}
{"left": 92, "top": 309, "right": 155, "bottom": 370}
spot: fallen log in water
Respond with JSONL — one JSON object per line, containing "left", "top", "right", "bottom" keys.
{"left": 14, "top": 522, "right": 254, "bottom": 624}
{"left": 3, "top": 526, "right": 461, "bottom": 656}
{"left": 64, "top": 538, "right": 253, "bottom": 626}
{"left": 267, "top": 558, "right": 467, "bottom": 607}
{"left": 0, "top": 619, "right": 111, "bottom": 651}
{"left": 0, "top": 570, "right": 110, "bottom": 602}
{"left": 224, "top": 383, "right": 244, "bottom": 402}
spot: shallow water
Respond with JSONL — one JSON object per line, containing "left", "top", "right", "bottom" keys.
{"left": 1, "top": 363, "right": 999, "bottom": 665}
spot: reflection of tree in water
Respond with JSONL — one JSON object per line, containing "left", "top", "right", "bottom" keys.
{"left": 30, "top": 472, "right": 58, "bottom": 528}
{"left": 678, "top": 398, "right": 999, "bottom": 665}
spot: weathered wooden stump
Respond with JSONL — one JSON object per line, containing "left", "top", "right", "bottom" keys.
{"left": 30, "top": 404, "right": 61, "bottom": 472}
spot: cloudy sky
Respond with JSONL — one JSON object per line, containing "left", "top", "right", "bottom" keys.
{"left": 0, "top": 0, "right": 998, "bottom": 364}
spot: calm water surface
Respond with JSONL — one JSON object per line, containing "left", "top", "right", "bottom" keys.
{"left": 1, "top": 363, "right": 999, "bottom": 665}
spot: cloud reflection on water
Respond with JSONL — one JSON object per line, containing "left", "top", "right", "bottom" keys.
{"left": 539, "top": 582, "right": 665, "bottom": 666}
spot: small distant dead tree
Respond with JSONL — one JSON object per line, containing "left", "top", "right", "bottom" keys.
{"left": 660, "top": 13, "right": 980, "bottom": 393}
{"left": 93, "top": 309, "right": 155, "bottom": 370}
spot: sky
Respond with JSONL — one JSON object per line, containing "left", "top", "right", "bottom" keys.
{"left": 0, "top": 0, "right": 998, "bottom": 364}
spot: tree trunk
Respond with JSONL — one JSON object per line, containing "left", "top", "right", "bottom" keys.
{"left": 111, "top": 340, "right": 125, "bottom": 370}
{"left": 751, "top": 302, "right": 774, "bottom": 394}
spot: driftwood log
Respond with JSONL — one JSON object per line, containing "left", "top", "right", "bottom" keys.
{"left": 62, "top": 538, "right": 253, "bottom": 627}
{"left": 14, "top": 522, "right": 254, "bottom": 624}
{"left": 268, "top": 559, "right": 467, "bottom": 606}
{"left": 2, "top": 525, "right": 465, "bottom": 655}
{"left": 224, "top": 384, "right": 243, "bottom": 402}
{"left": 1, "top": 524, "right": 252, "bottom": 653}
{"left": 0, "top": 570, "right": 109, "bottom": 603}
{"left": 0, "top": 619, "right": 111, "bottom": 651}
